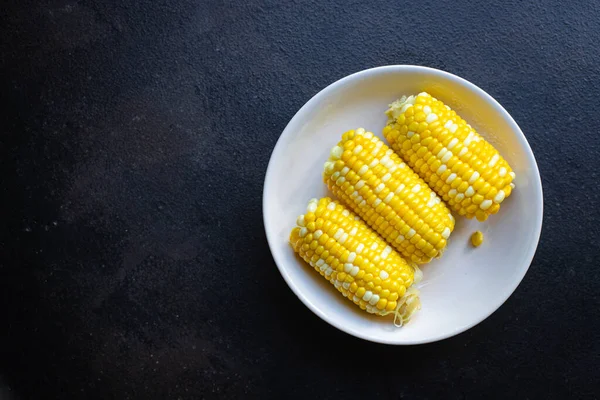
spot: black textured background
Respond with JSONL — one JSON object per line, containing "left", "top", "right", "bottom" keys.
{"left": 1, "top": 0, "right": 599, "bottom": 399}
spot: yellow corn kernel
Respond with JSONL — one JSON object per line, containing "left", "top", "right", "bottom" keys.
{"left": 290, "top": 198, "right": 421, "bottom": 326}
{"left": 471, "top": 230, "right": 484, "bottom": 247}
{"left": 323, "top": 128, "right": 455, "bottom": 264}
{"left": 384, "top": 92, "right": 515, "bottom": 221}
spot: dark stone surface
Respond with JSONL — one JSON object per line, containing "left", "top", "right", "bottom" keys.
{"left": 1, "top": 0, "right": 599, "bottom": 398}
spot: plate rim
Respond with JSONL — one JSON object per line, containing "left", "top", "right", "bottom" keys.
{"left": 263, "top": 65, "right": 544, "bottom": 345}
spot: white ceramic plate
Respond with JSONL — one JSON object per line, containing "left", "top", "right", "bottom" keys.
{"left": 263, "top": 66, "right": 543, "bottom": 344}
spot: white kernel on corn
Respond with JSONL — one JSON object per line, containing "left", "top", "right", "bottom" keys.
{"left": 426, "top": 113, "right": 438, "bottom": 123}
{"left": 494, "top": 190, "right": 506, "bottom": 203}
{"left": 407, "top": 229, "right": 416, "bottom": 238}
{"left": 296, "top": 215, "right": 305, "bottom": 226}
{"left": 339, "top": 233, "right": 349, "bottom": 244}
{"left": 384, "top": 192, "right": 394, "bottom": 203}
{"left": 355, "top": 180, "right": 365, "bottom": 190}
{"left": 340, "top": 167, "right": 349, "bottom": 176}
{"left": 464, "top": 132, "right": 474, "bottom": 146}
{"left": 352, "top": 145, "right": 363, "bottom": 154}
{"left": 437, "top": 165, "right": 448, "bottom": 174}
{"left": 324, "top": 161, "right": 335, "bottom": 174}
{"left": 437, "top": 148, "right": 448, "bottom": 159}
{"left": 343, "top": 282, "right": 351, "bottom": 290}
{"left": 446, "top": 173, "right": 457, "bottom": 184}
{"left": 480, "top": 200, "right": 493, "bottom": 210}
{"left": 395, "top": 184, "right": 406, "bottom": 194}
{"left": 330, "top": 146, "right": 343, "bottom": 159}
{"left": 369, "top": 294, "right": 380, "bottom": 306}
{"left": 325, "top": 267, "right": 333, "bottom": 276}
{"left": 353, "top": 295, "right": 360, "bottom": 303}
{"left": 449, "top": 124, "right": 458, "bottom": 133}
{"left": 350, "top": 266, "right": 359, "bottom": 276}
{"left": 449, "top": 189, "right": 457, "bottom": 197}
{"left": 335, "top": 177, "right": 345, "bottom": 185}
{"left": 314, "top": 230, "right": 322, "bottom": 239}
{"left": 455, "top": 193, "right": 465, "bottom": 201}
{"left": 465, "top": 186, "right": 475, "bottom": 197}
{"left": 347, "top": 252, "right": 356, "bottom": 263}
{"left": 399, "top": 162, "right": 406, "bottom": 168}
{"left": 510, "top": 183, "right": 515, "bottom": 189}
{"left": 358, "top": 165, "right": 368, "bottom": 176}
{"left": 342, "top": 209, "right": 350, "bottom": 217}
{"left": 469, "top": 171, "right": 480, "bottom": 184}
{"left": 381, "top": 246, "right": 392, "bottom": 259}
{"left": 299, "top": 227, "right": 308, "bottom": 237}
{"left": 370, "top": 243, "right": 378, "bottom": 251}
{"left": 316, "top": 259, "right": 324, "bottom": 267}
{"left": 499, "top": 167, "right": 507, "bottom": 177}
{"left": 442, "top": 227, "right": 451, "bottom": 239}
{"left": 427, "top": 197, "right": 436, "bottom": 207}
{"left": 395, "top": 235, "right": 405, "bottom": 243}
{"left": 509, "top": 171, "right": 516, "bottom": 179}
{"left": 349, "top": 227, "right": 358, "bottom": 236}
{"left": 320, "top": 262, "right": 328, "bottom": 271}
{"left": 333, "top": 228, "right": 343, "bottom": 240}
{"left": 445, "top": 105, "right": 451, "bottom": 110}
{"left": 379, "top": 270, "right": 389, "bottom": 280}
{"left": 344, "top": 263, "right": 352, "bottom": 273}
{"left": 444, "top": 120, "right": 453, "bottom": 129}
{"left": 381, "top": 155, "right": 390, "bottom": 165}
{"left": 458, "top": 147, "right": 468, "bottom": 157}
{"left": 359, "top": 200, "right": 367, "bottom": 207}
{"left": 327, "top": 202, "right": 336, "bottom": 210}
{"left": 442, "top": 151, "right": 453, "bottom": 163}
{"left": 356, "top": 128, "right": 366, "bottom": 135}
{"left": 373, "top": 198, "right": 382, "bottom": 206}
{"left": 307, "top": 200, "right": 317, "bottom": 212}
{"left": 407, "top": 131, "right": 415, "bottom": 138}
{"left": 356, "top": 243, "right": 365, "bottom": 254}
{"left": 423, "top": 105, "right": 432, "bottom": 114}
{"left": 363, "top": 291, "right": 373, "bottom": 301}
{"left": 386, "top": 149, "right": 393, "bottom": 156}
{"left": 369, "top": 159, "right": 379, "bottom": 168}
{"left": 331, "top": 171, "right": 340, "bottom": 180}
{"left": 364, "top": 131, "right": 374, "bottom": 139}
{"left": 488, "top": 154, "right": 500, "bottom": 167}
{"left": 412, "top": 184, "right": 421, "bottom": 193}
{"left": 447, "top": 138, "right": 459, "bottom": 149}
{"left": 382, "top": 173, "right": 391, "bottom": 182}
{"left": 351, "top": 191, "right": 359, "bottom": 199}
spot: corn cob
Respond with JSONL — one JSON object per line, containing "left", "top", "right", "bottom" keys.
{"left": 383, "top": 92, "right": 515, "bottom": 222}
{"left": 323, "top": 128, "right": 454, "bottom": 264}
{"left": 290, "top": 198, "right": 421, "bottom": 326}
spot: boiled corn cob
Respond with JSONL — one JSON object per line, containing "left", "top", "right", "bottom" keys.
{"left": 323, "top": 128, "right": 455, "bottom": 264}
{"left": 383, "top": 92, "right": 515, "bottom": 222}
{"left": 290, "top": 198, "right": 421, "bottom": 325}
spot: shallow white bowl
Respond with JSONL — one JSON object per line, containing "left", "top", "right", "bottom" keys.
{"left": 263, "top": 66, "right": 543, "bottom": 344}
